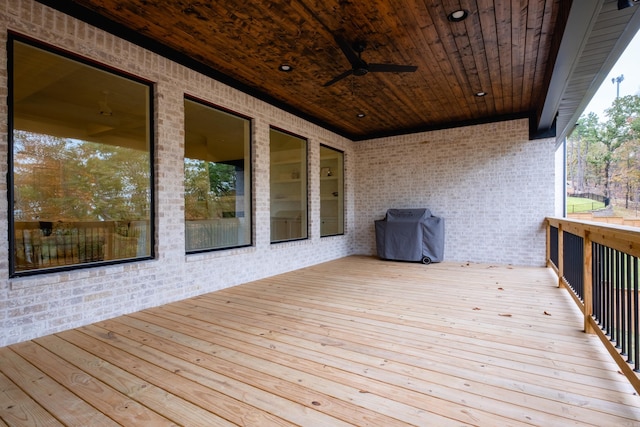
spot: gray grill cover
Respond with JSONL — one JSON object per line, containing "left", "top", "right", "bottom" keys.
{"left": 375, "top": 208, "right": 444, "bottom": 263}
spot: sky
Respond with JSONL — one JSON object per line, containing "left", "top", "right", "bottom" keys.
{"left": 583, "top": 29, "right": 640, "bottom": 118}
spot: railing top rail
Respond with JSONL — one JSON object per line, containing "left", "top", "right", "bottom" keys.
{"left": 546, "top": 216, "right": 640, "bottom": 258}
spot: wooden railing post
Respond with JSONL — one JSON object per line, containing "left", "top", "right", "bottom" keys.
{"left": 557, "top": 223, "right": 564, "bottom": 288}
{"left": 583, "top": 231, "right": 594, "bottom": 333}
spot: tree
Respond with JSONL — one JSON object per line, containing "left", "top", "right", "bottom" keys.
{"left": 606, "top": 95, "right": 640, "bottom": 206}
{"left": 568, "top": 112, "right": 599, "bottom": 192}
{"left": 184, "top": 159, "right": 238, "bottom": 220}
{"left": 568, "top": 95, "right": 640, "bottom": 205}
{"left": 13, "top": 131, "right": 151, "bottom": 222}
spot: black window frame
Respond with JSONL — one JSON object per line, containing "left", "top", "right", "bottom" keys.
{"left": 8, "top": 33, "right": 156, "bottom": 277}
{"left": 319, "top": 144, "right": 345, "bottom": 237}
{"left": 183, "top": 95, "right": 254, "bottom": 254}
{"left": 269, "top": 127, "right": 309, "bottom": 243}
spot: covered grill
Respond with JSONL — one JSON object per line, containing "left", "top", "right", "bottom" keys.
{"left": 375, "top": 208, "right": 444, "bottom": 264}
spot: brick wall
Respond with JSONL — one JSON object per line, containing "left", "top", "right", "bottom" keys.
{"left": 353, "top": 121, "right": 556, "bottom": 266}
{"left": 0, "top": 1, "right": 556, "bottom": 346}
{"left": 0, "top": 1, "right": 353, "bottom": 346}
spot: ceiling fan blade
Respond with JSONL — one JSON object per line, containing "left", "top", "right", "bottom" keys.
{"left": 368, "top": 63, "right": 418, "bottom": 73}
{"left": 334, "top": 36, "right": 362, "bottom": 68}
{"left": 323, "top": 69, "right": 354, "bottom": 87}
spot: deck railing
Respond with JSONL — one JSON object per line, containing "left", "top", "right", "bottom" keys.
{"left": 185, "top": 218, "right": 242, "bottom": 251}
{"left": 14, "top": 220, "right": 149, "bottom": 272}
{"left": 546, "top": 217, "right": 640, "bottom": 394}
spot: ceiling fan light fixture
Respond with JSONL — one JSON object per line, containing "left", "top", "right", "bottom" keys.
{"left": 278, "top": 64, "right": 293, "bottom": 72}
{"left": 353, "top": 67, "right": 369, "bottom": 76}
{"left": 617, "top": 0, "right": 634, "bottom": 10}
{"left": 98, "top": 90, "right": 113, "bottom": 116}
{"left": 447, "top": 9, "right": 469, "bottom": 22}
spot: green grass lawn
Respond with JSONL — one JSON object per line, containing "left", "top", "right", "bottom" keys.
{"left": 567, "top": 196, "right": 605, "bottom": 213}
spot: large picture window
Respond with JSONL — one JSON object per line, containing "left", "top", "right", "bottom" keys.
{"left": 184, "top": 98, "right": 251, "bottom": 252}
{"left": 270, "top": 128, "right": 308, "bottom": 242}
{"left": 320, "top": 145, "right": 344, "bottom": 236}
{"left": 9, "top": 37, "right": 154, "bottom": 276}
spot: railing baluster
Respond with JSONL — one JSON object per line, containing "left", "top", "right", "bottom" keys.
{"left": 595, "top": 243, "right": 603, "bottom": 325}
{"left": 613, "top": 250, "right": 617, "bottom": 343}
{"left": 609, "top": 246, "right": 615, "bottom": 341}
{"left": 584, "top": 232, "right": 593, "bottom": 333}
{"left": 602, "top": 247, "right": 611, "bottom": 335}
{"left": 615, "top": 250, "right": 622, "bottom": 348}
{"left": 601, "top": 243, "right": 605, "bottom": 324}
{"left": 602, "top": 246, "right": 608, "bottom": 333}
{"left": 596, "top": 242, "right": 602, "bottom": 326}
{"left": 562, "top": 231, "right": 585, "bottom": 299}
{"left": 623, "top": 253, "right": 631, "bottom": 357}
{"left": 611, "top": 247, "right": 616, "bottom": 338}
{"left": 635, "top": 258, "right": 640, "bottom": 372}
{"left": 578, "top": 235, "right": 584, "bottom": 298}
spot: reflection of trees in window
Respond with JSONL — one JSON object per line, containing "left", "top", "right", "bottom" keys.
{"left": 184, "top": 160, "right": 237, "bottom": 220}
{"left": 14, "top": 130, "right": 150, "bottom": 222}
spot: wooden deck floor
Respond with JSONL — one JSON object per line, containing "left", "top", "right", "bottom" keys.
{"left": 1, "top": 256, "right": 639, "bottom": 426}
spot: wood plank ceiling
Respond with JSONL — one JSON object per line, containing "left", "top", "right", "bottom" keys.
{"left": 32, "top": 1, "right": 593, "bottom": 140}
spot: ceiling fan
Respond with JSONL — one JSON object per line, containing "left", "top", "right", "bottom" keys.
{"left": 323, "top": 36, "right": 418, "bottom": 87}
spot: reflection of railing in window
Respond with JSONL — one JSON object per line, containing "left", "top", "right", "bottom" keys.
{"left": 14, "top": 221, "right": 149, "bottom": 272}
{"left": 186, "top": 218, "right": 240, "bottom": 251}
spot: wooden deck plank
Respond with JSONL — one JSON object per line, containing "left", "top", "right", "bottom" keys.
{"left": 137, "top": 304, "right": 578, "bottom": 426}
{"left": 33, "top": 334, "right": 236, "bottom": 427}
{"left": 58, "top": 328, "right": 300, "bottom": 427}
{"left": 256, "top": 262, "right": 617, "bottom": 359}
{"left": 183, "top": 293, "right": 632, "bottom": 398}
{"left": 9, "top": 341, "right": 178, "bottom": 426}
{"left": 104, "top": 314, "right": 439, "bottom": 426}
{"left": 0, "top": 346, "right": 119, "bottom": 427}
{"left": 194, "top": 285, "right": 623, "bottom": 382}
{"left": 2, "top": 256, "right": 639, "bottom": 426}
{"left": 125, "top": 312, "right": 482, "bottom": 425}
{"left": 162, "top": 291, "right": 638, "bottom": 425}
{"left": 221, "top": 292, "right": 611, "bottom": 372}
{"left": 0, "top": 371, "right": 63, "bottom": 427}
{"left": 212, "top": 280, "right": 607, "bottom": 363}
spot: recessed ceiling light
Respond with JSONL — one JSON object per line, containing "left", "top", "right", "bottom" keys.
{"left": 279, "top": 64, "right": 293, "bottom": 72}
{"left": 447, "top": 9, "right": 469, "bottom": 22}
{"left": 475, "top": 91, "right": 487, "bottom": 97}
{"left": 357, "top": 112, "right": 366, "bottom": 118}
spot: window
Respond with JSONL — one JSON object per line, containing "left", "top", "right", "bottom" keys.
{"left": 270, "top": 128, "right": 308, "bottom": 242}
{"left": 9, "top": 37, "right": 153, "bottom": 276}
{"left": 184, "top": 98, "right": 251, "bottom": 252}
{"left": 320, "top": 145, "right": 344, "bottom": 236}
